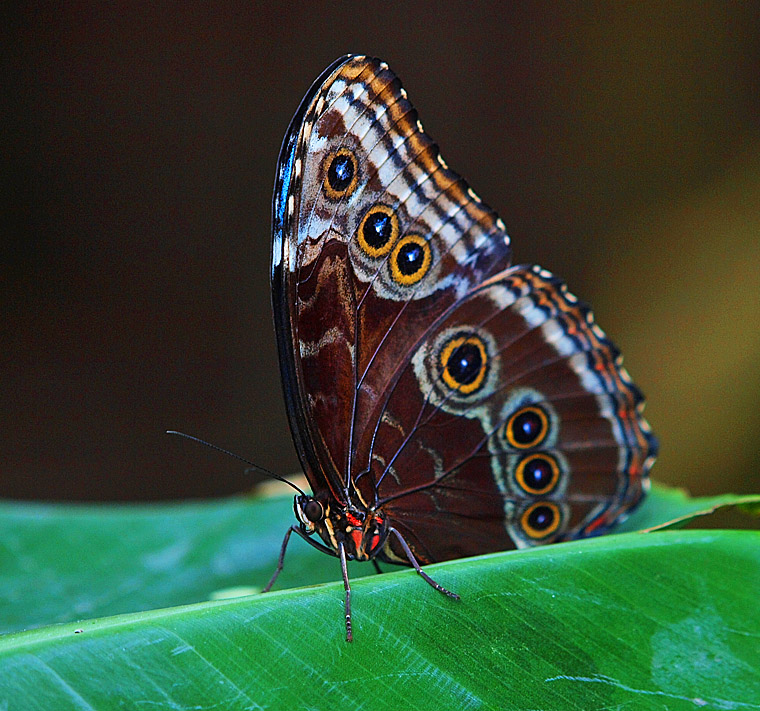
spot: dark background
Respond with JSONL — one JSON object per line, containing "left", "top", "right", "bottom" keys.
{"left": 3, "top": 3, "right": 759, "bottom": 501}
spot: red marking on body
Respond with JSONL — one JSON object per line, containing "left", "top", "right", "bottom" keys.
{"left": 346, "top": 512, "right": 362, "bottom": 527}
{"left": 350, "top": 529, "right": 362, "bottom": 550}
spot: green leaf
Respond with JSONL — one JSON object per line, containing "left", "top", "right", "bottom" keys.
{"left": 1, "top": 483, "right": 758, "bottom": 708}
{"left": 1, "top": 530, "right": 758, "bottom": 709}
{"left": 0, "top": 496, "right": 334, "bottom": 634}
{"left": 620, "top": 482, "right": 760, "bottom": 532}
{"left": 1, "top": 483, "right": 757, "bottom": 635}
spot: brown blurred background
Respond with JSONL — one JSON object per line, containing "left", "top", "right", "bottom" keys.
{"left": 2, "top": 3, "right": 759, "bottom": 501}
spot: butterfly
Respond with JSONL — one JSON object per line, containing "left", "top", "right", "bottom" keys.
{"left": 267, "top": 55, "right": 657, "bottom": 641}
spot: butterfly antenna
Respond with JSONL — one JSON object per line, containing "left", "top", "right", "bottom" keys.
{"left": 166, "top": 430, "right": 306, "bottom": 496}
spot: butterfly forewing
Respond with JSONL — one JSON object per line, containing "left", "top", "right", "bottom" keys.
{"left": 273, "top": 55, "right": 514, "bottom": 500}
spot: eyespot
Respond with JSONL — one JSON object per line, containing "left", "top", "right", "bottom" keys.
{"left": 520, "top": 502, "right": 561, "bottom": 539}
{"left": 357, "top": 204, "right": 399, "bottom": 257}
{"left": 439, "top": 333, "right": 489, "bottom": 395}
{"left": 515, "top": 453, "right": 560, "bottom": 495}
{"left": 505, "top": 405, "right": 549, "bottom": 449}
{"left": 323, "top": 148, "right": 358, "bottom": 200}
{"left": 303, "top": 499, "right": 324, "bottom": 523}
{"left": 390, "top": 233, "right": 431, "bottom": 285}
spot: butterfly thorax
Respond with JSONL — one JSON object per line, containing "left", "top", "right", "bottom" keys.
{"left": 294, "top": 494, "right": 388, "bottom": 562}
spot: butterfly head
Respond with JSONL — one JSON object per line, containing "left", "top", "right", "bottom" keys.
{"left": 293, "top": 494, "right": 388, "bottom": 561}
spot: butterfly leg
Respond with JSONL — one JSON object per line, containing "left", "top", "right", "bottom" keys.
{"left": 338, "top": 541, "right": 353, "bottom": 642}
{"left": 262, "top": 525, "right": 297, "bottom": 593}
{"left": 264, "top": 525, "right": 339, "bottom": 593}
{"left": 389, "top": 527, "right": 460, "bottom": 600}
{"left": 372, "top": 559, "right": 383, "bottom": 575}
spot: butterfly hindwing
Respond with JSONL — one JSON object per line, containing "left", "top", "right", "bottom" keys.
{"left": 362, "top": 265, "right": 655, "bottom": 562}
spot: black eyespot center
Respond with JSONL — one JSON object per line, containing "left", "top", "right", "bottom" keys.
{"left": 439, "top": 333, "right": 489, "bottom": 395}
{"left": 521, "top": 502, "right": 561, "bottom": 539}
{"left": 328, "top": 155, "right": 353, "bottom": 190}
{"left": 396, "top": 241, "right": 424, "bottom": 275}
{"left": 323, "top": 148, "right": 358, "bottom": 199}
{"left": 515, "top": 453, "right": 560, "bottom": 495}
{"left": 527, "top": 504, "right": 555, "bottom": 531}
{"left": 389, "top": 234, "right": 431, "bottom": 285}
{"left": 506, "top": 405, "right": 549, "bottom": 449}
{"left": 524, "top": 457, "right": 552, "bottom": 489}
{"left": 365, "top": 212, "right": 391, "bottom": 248}
{"left": 447, "top": 342, "right": 482, "bottom": 386}
{"left": 357, "top": 204, "right": 398, "bottom": 257}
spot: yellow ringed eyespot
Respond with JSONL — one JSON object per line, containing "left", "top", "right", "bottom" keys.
{"left": 514, "top": 454, "right": 560, "bottom": 495}
{"left": 520, "top": 502, "right": 561, "bottom": 539}
{"left": 356, "top": 204, "right": 399, "bottom": 257}
{"left": 439, "top": 334, "right": 488, "bottom": 394}
{"left": 390, "top": 233, "right": 431, "bottom": 285}
{"left": 505, "top": 405, "right": 550, "bottom": 449}
{"left": 323, "top": 148, "right": 358, "bottom": 200}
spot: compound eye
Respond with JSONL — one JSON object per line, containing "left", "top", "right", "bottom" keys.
{"left": 303, "top": 499, "right": 324, "bottom": 523}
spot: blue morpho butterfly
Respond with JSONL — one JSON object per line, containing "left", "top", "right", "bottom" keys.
{"left": 181, "top": 55, "right": 657, "bottom": 642}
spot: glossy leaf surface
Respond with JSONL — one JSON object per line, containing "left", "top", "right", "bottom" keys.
{"left": 1, "top": 530, "right": 758, "bottom": 709}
